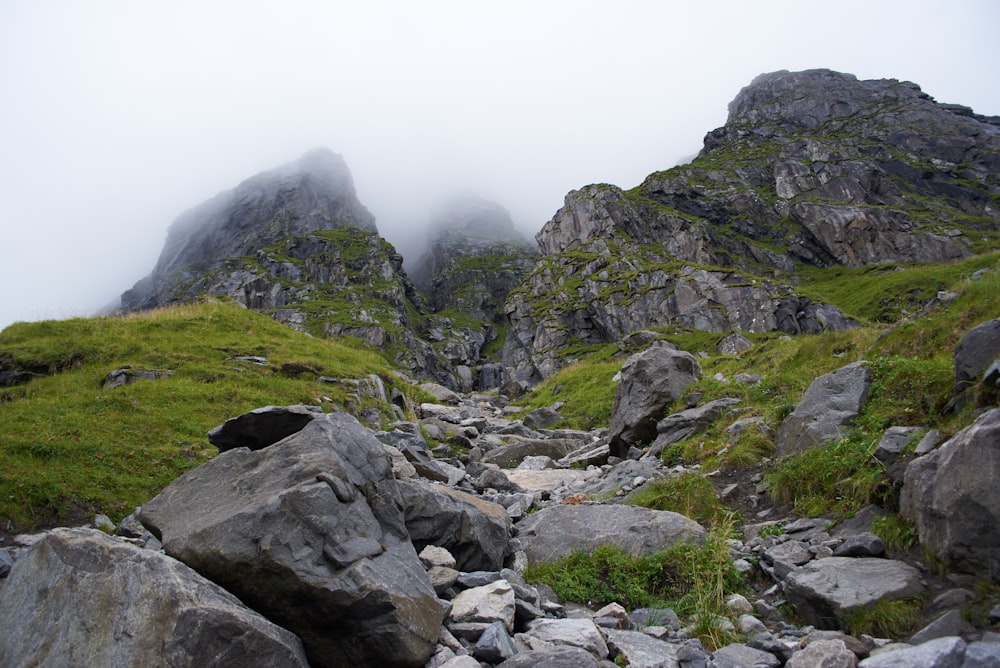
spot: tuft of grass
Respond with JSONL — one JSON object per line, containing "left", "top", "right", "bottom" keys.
{"left": 629, "top": 473, "right": 732, "bottom": 526}
{"left": 524, "top": 513, "right": 745, "bottom": 651}
{"left": 843, "top": 598, "right": 922, "bottom": 638}
{"left": 766, "top": 431, "right": 888, "bottom": 518}
{"left": 871, "top": 514, "right": 918, "bottom": 554}
{"left": 516, "top": 357, "right": 621, "bottom": 430}
{"left": 0, "top": 302, "right": 406, "bottom": 532}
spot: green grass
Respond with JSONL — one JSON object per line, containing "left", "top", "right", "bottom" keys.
{"left": 0, "top": 302, "right": 406, "bottom": 531}
{"left": 628, "top": 473, "right": 732, "bottom": 526}
{"left": 516, "top": 357, "right": 622, "bottom": 430}
{"left": 843, "top": 598, "right": 922, "bottom": 638}
{"left": 523, "top": 514, "right": 744, "bottom": 650}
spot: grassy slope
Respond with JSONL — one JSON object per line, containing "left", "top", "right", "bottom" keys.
{"left": 519, "top": 252, "right": 1000, "bottom": 513}
{"left": 0, "top": 302, "right": 406, "bottom": 531}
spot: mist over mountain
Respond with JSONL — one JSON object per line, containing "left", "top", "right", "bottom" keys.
{"left": 114, "top": 69, "right": 1000, "bottom": 392}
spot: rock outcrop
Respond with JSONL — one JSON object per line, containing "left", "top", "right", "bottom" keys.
{"left": 410, "top": 196, "right": 538, "bottom": 388}
{"left": 501, "top": 68, "right": 999, "bottom": 381}
{"left": 123, "top": 148, "right": 376, "bottom": 311}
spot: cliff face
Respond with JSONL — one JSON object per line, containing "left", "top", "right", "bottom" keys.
{"left": 501, "top": 69, "right": 1000, "bottom": 382}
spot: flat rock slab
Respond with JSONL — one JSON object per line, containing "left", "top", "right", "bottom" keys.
{"left": 505, "top": 469, "right": 586, "bottom": 492}
{"left": 783, "top": 557, "right": 925, "bottom": 629}
{"left": 516, "top": 504, "right": 705, "bottom": 564}
{"left": 0, "top": 528, "right": 309, "bottom": 667}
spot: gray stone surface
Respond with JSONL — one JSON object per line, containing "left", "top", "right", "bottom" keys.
{"left": 516, "top": 503, "right": 705, "bottom": 564}
{"left": 953, "top": 318, "right": 1000, "bottom": 397}
{"left": 901, "top": 408, "right": 1000, "bottom": 575}
{"left": 398, "top": 479, "right": 511, "bottom": 572}
{"left": 786, "top": 639, "right": 858, "bottom": 668}
{"left": 712, "top": 642, "right": 781, "bottom": 668}
{"left": 608, "top": 343, "right": 701, "bottom": 457}
{"left": 496, "top": 646, "right": 604, "bottom": 667}
{"left": 873, "top": 426, "right": 923, "bottom": 466}
{"left": 139, "top": 411, "right": 442, "bottom": 668}
{"left": 448, "top": 580, "right": 516, "bottom": 633}
{"left": 859, "top": 636, "right": 966, "bottom": 667}
{"left": 775, "top": 362, "right": 872, "bottom": 458}
{"left": 207, "top": 404, "right": 322, "bottom": 452}
{"left": 783, "top": 557, "right": 925, "bottom": 629}
{"left": 0, "top": 528, "right": 309, "bottom": 668}
{"left": 523, "top": 618, "right": 609, "bottom": 659}
{"left": 604, "top": 629, "right": 682, "bottom": 667}
{"left": 648, "top": 398, "right": 741, "bottom": 455}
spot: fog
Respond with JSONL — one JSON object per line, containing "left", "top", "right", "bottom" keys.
{"left": 2, "top": 1, "right": 998, "bottom": 329}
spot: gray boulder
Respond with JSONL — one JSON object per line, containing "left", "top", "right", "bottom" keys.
{"left": 522, "top": 618, "right": 609, "bottom": 659}
{"left": 952, "top": 318, "right": 1000, "bottom": 401}
{"left": 496, "top": 646, "right": 604, "bottom": 667}
{"left": 858, "top": 636, "right": 966, "bottom": 667}
{"left": 516, "top": 504, "right": 705, "bottom": 564}
{"left": 647, "top": 397, "right": 741, "bottom": 455}
{"left": 482, "top": 438, "right": 583, "bottom": 468}
{"left": 873, "top": 426, "right": 924, "bottom": 466}
{"left": 139, "top": 410, "right": 443, "bottom": 668}
{"left": 775, "top": 362, "right": 872, "bottom": 458}
{"left": 713, "top": 642, "right": 781, "bottom": 668}
{"left": 783, "top": 557, "right": 925, "bottom": 630}
{"left": 0, "top": 528, "right": 309, "bottom": 667}
{"left": 397, "top": 479, "right": 512, "bottom": 572}
{"left": 206, "top": 404, "right": 322, "bottom": 452}
{"left": 609, "top": 343, "right": 702, "bottom": 458}
{"left": 900, "top": 408, "right": 1000, "bottom": 575}
{"left": 604, "top": 629, "right": 682, "bottom": 667}
{"left": 786, "top": 639, "right": 858, "bottom": 668}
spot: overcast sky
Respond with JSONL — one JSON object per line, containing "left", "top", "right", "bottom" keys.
{"left": 2, "top": 1, "right": 998, "bottom": 329}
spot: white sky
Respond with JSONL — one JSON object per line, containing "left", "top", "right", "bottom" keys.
{"left": 1, "top": 0, "right": 998, "bottom": 329}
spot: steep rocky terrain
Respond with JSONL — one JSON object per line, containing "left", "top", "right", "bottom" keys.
{"left": 2, "top": 68, "right": 999, "bottom": 667}
{"left": 411, "top": 196, "right": 538, "bottom": 390}
{"left": 502, "top": 69, "right": 1000, "bottom": 382}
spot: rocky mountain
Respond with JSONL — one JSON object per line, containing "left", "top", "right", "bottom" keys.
{"left": 117, "top": 69, "right": 999, "bottom": 392}
{"left": 501, "top": 69, "right": 1000, "bottom": 382}
{"left": 411, "top": 196, "right": 538, "bottom": 390}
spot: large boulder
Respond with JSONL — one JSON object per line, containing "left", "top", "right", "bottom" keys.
{"left": 608, "top": 343, "right": 702, "bottom": 458}
{"left": 775, "top": 362, "right": 872, "bottom": 458}
{"left": 900, "top": 408, "right": 1000, "bottom": 575}
{"left": 139, "top": 410, "right": 443, "bottom": 668}
{"left": 397, "top": 479, "right": 512, "bottom": 572}
{"left": 515, "top": 504, "right": 706, "bottom": 565}
{"left": 0, "top": 528, "right": 309, "bottom": 667}
{"left": 783, "top": 557, "right": 925, "bottom": 629}
{"left": 950, "top": 318, "right": 1000, "bottom": 409}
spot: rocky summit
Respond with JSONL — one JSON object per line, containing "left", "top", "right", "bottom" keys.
{"left": 1, "top": 69, "right": 999, "bottom": 667}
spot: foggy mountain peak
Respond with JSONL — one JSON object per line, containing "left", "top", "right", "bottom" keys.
{"left": 122, "top": 147, "right": 377, "bottom": 310}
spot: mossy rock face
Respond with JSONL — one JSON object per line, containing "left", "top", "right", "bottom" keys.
{"left": 506, "top": 69, "right": 1000, "bottom": 381}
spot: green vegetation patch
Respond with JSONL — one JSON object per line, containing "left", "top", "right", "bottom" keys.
{"left": 0, "top": 302, "right": 403, "bottom": 532}
{"left": 523, "top": 515, "right": 744, "bottom": 649}
{"left": 629, "top": 473, "right": 732, "bottom": 526}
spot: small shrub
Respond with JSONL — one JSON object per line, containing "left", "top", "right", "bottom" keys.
{"left": 758, "top": 523, "right": 784, "bottom": 539}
